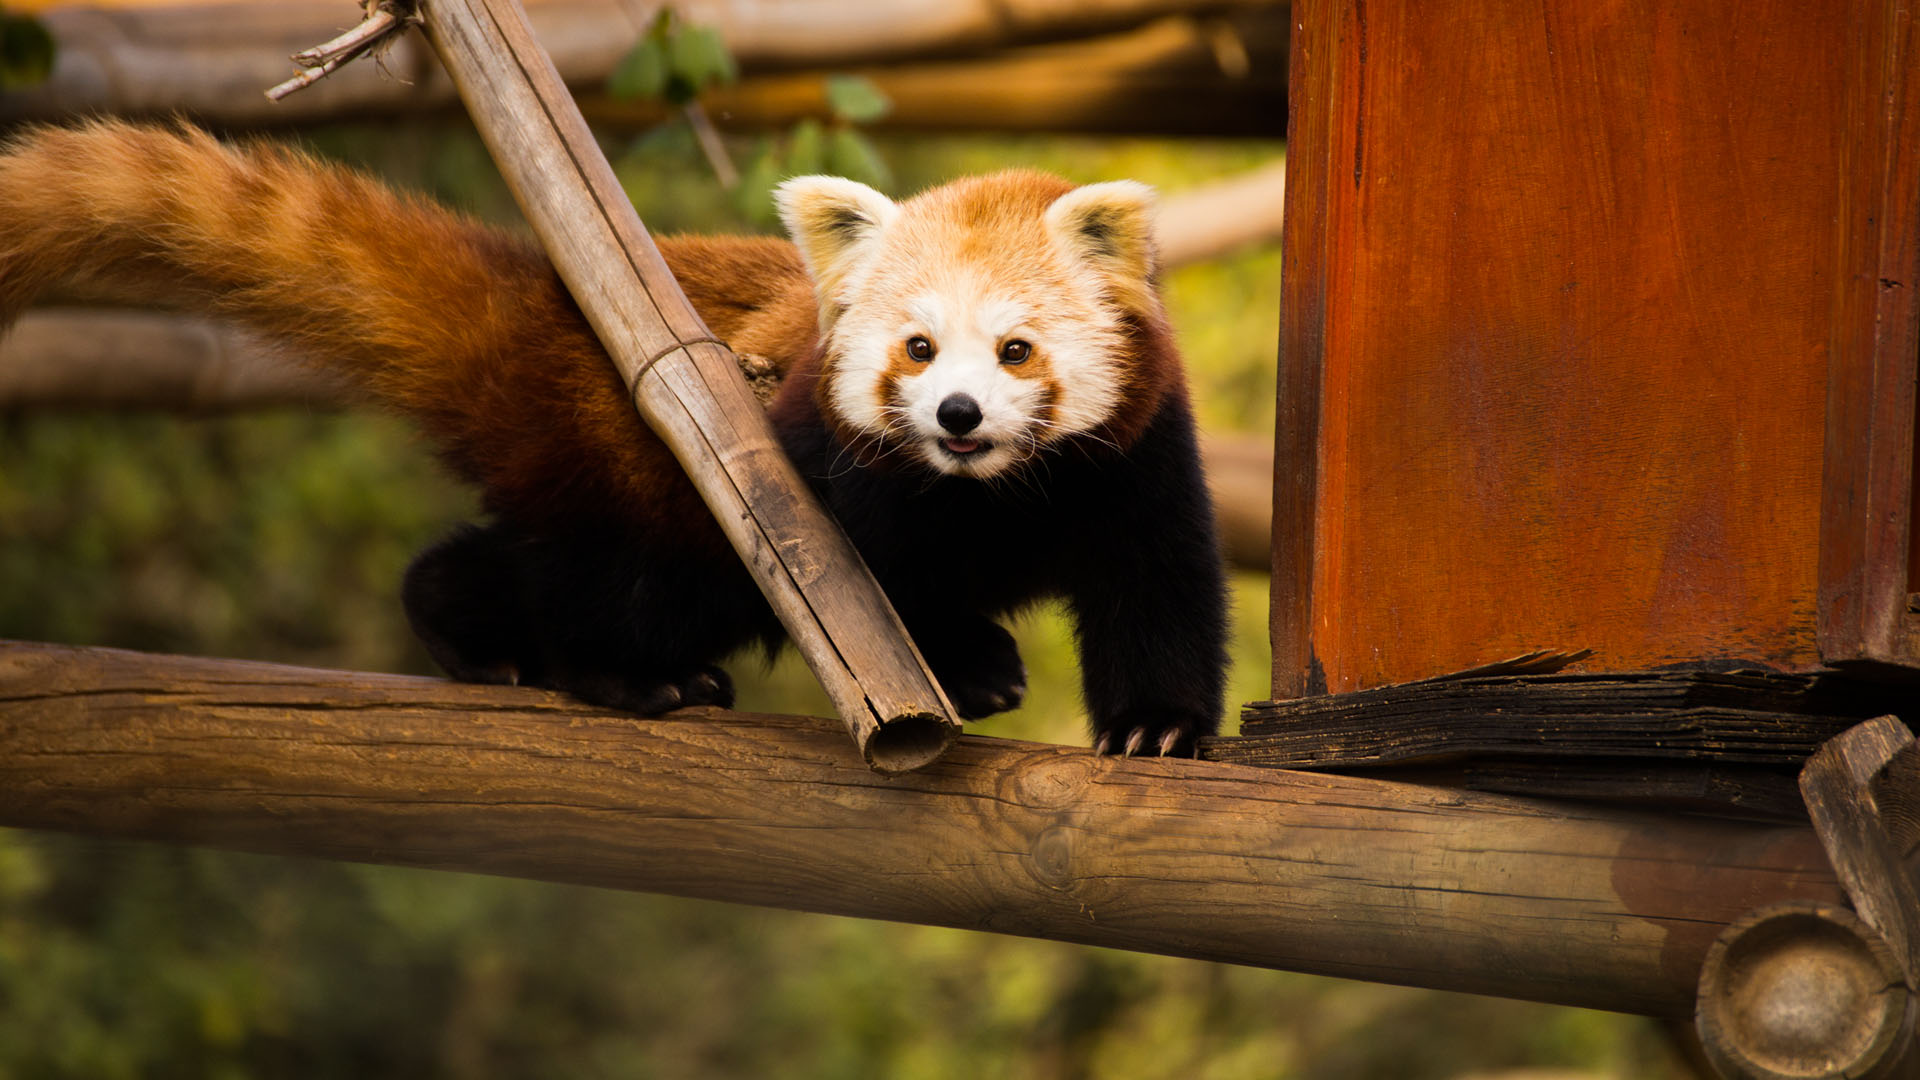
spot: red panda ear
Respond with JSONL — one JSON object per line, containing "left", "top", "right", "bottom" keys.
{"left": 1045, "top": 180, "right": 1161, "bottom": 319}
{"left": 774, "top": 176, "right": 899, "bottom": 325}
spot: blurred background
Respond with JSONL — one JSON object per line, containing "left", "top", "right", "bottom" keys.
{"left": 0, "top": 1, "right": 1699, "bottom": 1075}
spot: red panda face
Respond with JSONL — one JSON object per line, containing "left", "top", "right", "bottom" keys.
{"left": 777, "top": 171, "right": 1164, "bottom": 478}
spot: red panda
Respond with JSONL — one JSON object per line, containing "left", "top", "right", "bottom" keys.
{"left": 0, "top": 121, "right": 1227, "bottom": 756}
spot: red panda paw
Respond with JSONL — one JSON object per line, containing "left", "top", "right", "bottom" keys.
{"left": 555, "top": 665, "right": 735, "bottom": 716}
{"left": 911, "top": 615, "right": 1027, "bottom": 721}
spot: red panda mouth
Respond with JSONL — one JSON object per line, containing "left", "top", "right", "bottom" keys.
{"left": 939, "top": 437, "right": 989, "bottom": 456}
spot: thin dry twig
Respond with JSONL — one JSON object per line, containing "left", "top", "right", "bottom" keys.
{"left": 266, "top": 1, "right": 416, "bottom": 102}
{"left": 682, "top": 101, "right": 739, "bottom": 189}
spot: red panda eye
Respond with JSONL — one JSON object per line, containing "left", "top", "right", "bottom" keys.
{"left": 906, "top": 336, "right": 935, "bottom": 361}
{"left": 999, "top": 340, "right": 1031, "bottom": 365}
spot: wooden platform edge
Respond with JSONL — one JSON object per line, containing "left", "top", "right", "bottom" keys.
{"left": 0, "top": 640, "right": 1849, "bottom": 1018}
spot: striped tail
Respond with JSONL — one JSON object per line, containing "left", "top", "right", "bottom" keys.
{"left": 0, "top": 121, "right": 681, "bottom": 524}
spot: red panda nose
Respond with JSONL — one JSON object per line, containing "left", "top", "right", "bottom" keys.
{"left": 937, "top": 394, "right": 983, "bottom": 435}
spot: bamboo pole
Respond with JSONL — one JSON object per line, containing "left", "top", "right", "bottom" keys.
{"left": 0, "top": 640, "right": 1848, "bottom": 1018}
{"left": 396, "top": 0, "right": 954, "bottom": 772}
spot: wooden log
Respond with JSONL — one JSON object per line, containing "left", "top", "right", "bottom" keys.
{"left": 1154, "top": 158, "right": 1285, "bottom": 268}
{"left": 0, "top": 308, "right": 1278, "bottom": 570}
{"left": 0, "top": 639, "right": 1849, "bottom": 1018}
{"left": 1799, "top": 715, "right": 1920, "bottom": 986}
{"left": 0, "top": 0, "right": 1285, "bottom": 133}
{"left": 1693, "top": 901, "right": 1915, "bottom": 1080}
{"left": 411, "top": 0, "right": 955, "bottom": 772}
{"left": 0, "top": 306, "right": 340, "bottom": 409}
{"left": 578, "top": 11, "right": 1289, "bottom": 137}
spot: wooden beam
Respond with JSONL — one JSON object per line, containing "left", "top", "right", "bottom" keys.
{"left": 577, "top": 12, "right": 1289, "bottom": 137}
{"left": 411, "top": 0, "right": 955, "bottom": 772}
{"left": 0, "top": 306, "right": 1278, "bottom": 569}
{"left": 0, "top": 0, "right": 1285, "bottom": 133}
{"left": 1154, "top": 158, "right": 1285, "bottom": 268}
{"left": 0, "top": 639, "right": 1848, "bottom": 1018}
{"left": 0, "top": 306, "right": 338, "bottom": 409}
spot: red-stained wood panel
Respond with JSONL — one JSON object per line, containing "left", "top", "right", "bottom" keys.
{"left": 1274, "top": 0, "right": 1916, "bottom": 697}
{"left": 1819, "top": 0, "right": 1920, "bottom": 670}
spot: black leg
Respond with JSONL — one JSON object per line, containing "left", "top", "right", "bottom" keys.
{"left": 505, "top": 522, "right": 765, "bottom": 715}
{"left": 402, "top": 522, "right": 534, "bottom": 686}
{"left": 910, "top": 612, "right": 1027, "bottom": 720}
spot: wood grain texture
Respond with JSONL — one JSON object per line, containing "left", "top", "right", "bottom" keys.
{"left": 1274, "top": 0, "right": 1912, "bottom": 694}
{"left": 1872, "top": 744, "right": 1920, "bottom": 866}
{"left": 0, "top": 640, "right": 1849, "bottom": 1017}
{"left": 1268, "top": 0, "right": 1337, "bottom": 698}
{"left": 1799, "top": 715, "right": 1920, "bottom": 986}
{"left": 1817, "top": 0, "right": 1920, "bottom": 670}
{"left": 416, "top": 0, "right": 955, "bottom": 771}
{"left": 1224, "top": 671, "right": 1904, "bottom": 769}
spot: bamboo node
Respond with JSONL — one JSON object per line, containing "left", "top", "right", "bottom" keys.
{"left": 638, "top": 336, "right": 727, "bottom": 378}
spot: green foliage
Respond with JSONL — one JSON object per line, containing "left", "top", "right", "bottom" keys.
{"left": 606, "top": 33, "right": 666, "bottom": 101}
{"left": 0, "top": 125, "right": 1692, "bottom": 1078}
{"left": 605, "top": 9, "right": 895, "bottom": 227}
{"left": 607, "top": 9, "right": 736, "bottom": 106}
{"left": 824, "top": 74, "right": 891, "bottom": 125}
{"left": 0, "top": 6, "right": 54, "bottom": 90}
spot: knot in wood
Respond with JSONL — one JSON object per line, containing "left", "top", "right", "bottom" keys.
{"left": 1004, "top": 750, "right": 1101, "bottom": 810}
{"left": 1028, "top": 825, "right": 1077, "bottom": 891}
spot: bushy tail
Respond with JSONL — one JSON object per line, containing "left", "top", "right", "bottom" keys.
{"left": 0, "top": 121, "right": 672, "bottom": 522}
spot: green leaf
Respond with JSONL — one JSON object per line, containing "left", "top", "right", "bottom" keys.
{"left": 784, "top": 118, "right": 825, "bottom": 177}
{"left": 734, "top": 143, "right": 783, "bottom": 227}
{"left": 824, "top": 75, "right": 891, "bottom": 124}
{"left": 627, "top": 121, "right": 695, "bottom": 160}
{"left": 668, "top": 25, "right": 736, "bottom": 91}
{"left": 825, "top": 128, "right": 891, "bottom": 191}
{"left": 0, "top": 14, "right": 56, "bottom": 90}
{"left": 606, "top": 37, "right": 667, "bottom": 100}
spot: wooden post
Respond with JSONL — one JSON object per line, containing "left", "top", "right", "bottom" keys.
{"left": 398, "top": 0, "right": 955, "bottom": 772}
{"left": 1799, "top": 716, "right": 1920, "bottom": 986}
{"left": 1272, "top": 0, "right": 1920, "bottom": 697}
{"left": 0, "top": 640, "right": 1850, "bottom": 1018}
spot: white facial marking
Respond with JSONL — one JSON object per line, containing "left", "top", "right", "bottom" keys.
{"left": 810, "top": 174, "right": 1158, "bottom": 480}
{"left": 976, "top": 298, "right": 1028, "bottom": 341}
{"left": 906, "top": 293, "right": 946, "bottom": 339}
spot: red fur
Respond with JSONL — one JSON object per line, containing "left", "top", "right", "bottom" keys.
{"left": 0, "top": 123, "right": 1228, "bottom": 751}
{"left": 0, "top": 121, "right": 819, "bottom": 553}
{"left": 0, "top": 123, "right": 1181, "bottom": 560}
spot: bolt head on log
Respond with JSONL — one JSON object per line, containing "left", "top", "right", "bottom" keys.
{"left": 1695, "top": 902, "right": 1914, "bottom": 1080}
